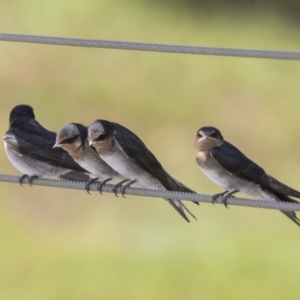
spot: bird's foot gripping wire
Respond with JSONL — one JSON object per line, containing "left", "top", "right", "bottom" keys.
{"left": 112, "top": 179, "right": 131, "bottom": 197}
{"left": 84, "top": 177, "right": 99, "bottom": 194}
{"left": 120, "top": 180, "right": 137, "bottom": 198}
{"left": 212, "top": 191, "right": 228, "bottom": 205}
{"left": 97, "top": 178, "right": 112, "bottom": 194}
{"left": 19, "top": 174, "right": 38, "bottom": 187}
{"left": 212, "top": 190, "right": 238, "bottom": 208}
{"left": 221, "top": 190, "right": 238, "bottom": 208}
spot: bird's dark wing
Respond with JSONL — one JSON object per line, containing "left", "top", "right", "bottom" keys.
{"left": 113, "top": 123, "right": 195, "bottom": 193}
{"left": 211, "top": 142, "right": 300, "bottom": 198}
{"left": 262, "top": 175, "right": 300, "bottom": 198}
{"left": 210, "top": 142, "right": 266, "bottom": 182}
{"left": 7, "top": 127, "right": 88, "bottom": 173}
{"left": 10, "top": 117, "right": 56, "bottom": 140}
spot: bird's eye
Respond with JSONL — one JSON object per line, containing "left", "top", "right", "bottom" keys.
{"left": 211, "top": 132, "right": 218, "bottom": 138}
{"left": 197, "top": 132, "right": 202, "bottom": 139}
{"left": 95, "top": 133, "right": 107, "bottom": 141}
{"left": 64, "top": 136, "right": 76, "bottom": 144}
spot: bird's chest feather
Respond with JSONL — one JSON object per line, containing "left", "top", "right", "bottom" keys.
{"left": 196, "top": 150, "right": 234, "bottom": 190}
{"left": 101, "top": 150, "right": 137, "bottom": 177}
{"left": 100, "top": 149, "right": 162, "bottom": 188}
{"left": 4, "top": 141, "right": 67, "bottom": 177}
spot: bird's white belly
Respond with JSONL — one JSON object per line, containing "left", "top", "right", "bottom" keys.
{"left": 200, "top": 166, "right": 234, "bottom": 191}
{"left": 101, "top": 152, "right": 135, "bottom": 178}
{"left": 101, "top": 152, "right": 164, "bottom": 189}
{"left": 4, "top": 141, "right": 68, "bottom": 178}
{"left": 76, "top": 158, "right": 103, "bottom": 179}
{"left": 199, "top": 165, "right": 277, "bottom": 201}
{"left": 238, "top": 184, "right": 277, "bottom": 201}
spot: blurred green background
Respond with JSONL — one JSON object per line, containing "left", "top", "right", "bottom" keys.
{"left": 0, "top": 0, "right": 300, "bottom": 299}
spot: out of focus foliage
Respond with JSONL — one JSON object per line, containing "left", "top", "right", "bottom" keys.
{"left": 0, "top": 0, "right": 300, "bottom": 299}
{"left": 154, "top": 0, "right": 300, "bottom": 20}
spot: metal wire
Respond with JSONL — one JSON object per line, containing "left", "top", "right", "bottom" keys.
{"left": 1, "top": 174, "right": 300, "bottom": 211}
{"left": 1, "top": 33, "right": 300, "bottom": 60}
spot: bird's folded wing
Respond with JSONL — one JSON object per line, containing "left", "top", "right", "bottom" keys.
{"left": 113, "top": 124, "right": 194, "bottom": 193}
{"left": 8, "top": 128, "right": 88, "bottom": 173}
{"left": 211, "top": 142, "right": 300, "bottom": 198}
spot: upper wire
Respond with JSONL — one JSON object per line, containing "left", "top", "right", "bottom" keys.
{"left": 0, "top": 33, "right": 300, "bottom": 60}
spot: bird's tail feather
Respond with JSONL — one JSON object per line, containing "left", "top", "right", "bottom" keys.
{"left": 167, "top": 199, "right": 197, "bottom": 222}
{"left": 280, "top": 210, "right": 300, "bottom": 227}
{"left": 274, "top": 193, "right": 300, "bottom": 226}
{"left": 169, "top": 177, "right": 199, "bottom": 206}
{"left": 181, "top": 201, "right": 197, "bottom": 221}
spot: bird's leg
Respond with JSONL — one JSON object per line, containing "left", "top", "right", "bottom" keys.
{"left": 19, "top": 175, "right": 38, "bottom": 186}
{"left": 120, "top": 180, "right": 137, "bottom": 198}
{"left": 28, "top": 175, "right": 38, "bottom": 186}
{"left": 97, "top": 178, "right": 112, "bottom": 195}
{"left": 19, "top": 174, "right": 29, "bottom": 186}
{"left": 112, "top": 179, "right": 131, "bottom": 197}
{"left": 212, "top": 190, "right": 228, "bottom": 205}
{"left": 84, "top": 177, "right": 99, "bottom": 194}
{"left": 221, "top": 190, "right": 238, "bottom": 208}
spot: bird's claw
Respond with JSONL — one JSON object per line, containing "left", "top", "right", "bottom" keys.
{"left": 112, "top": 179, "right": 130, "bottom": 197}
{"left": 222, "top": 196, "right": 229, "bottom": 208}
{"left": 211, "top": 191, "right": 228, "bottom": 205}
{"left": 28, "top": 175, "right": 38, "bottom": 186}
{"left": 85, "top": 178, "right": 99, "bottom": 194}
{"left": 19, "top": 175, "right": 38, "bottom": 187}
{"left": 97, "top": 178, "right": 112, "bottom": 195}
{"left": 120, "top": 180, "right": 137, "bottom": 198}
{"left": 19, "top": 174, "right": 29, "bottom": 186}
{"left": 217, "top": 190, "right": 238, "bottom": 208}
{"left": 221, "top": 194, "right": 236, "bottom": 208}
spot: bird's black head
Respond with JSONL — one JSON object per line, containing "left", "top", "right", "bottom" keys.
{"left": 195, "top": 126, "right": 224, "bottom": 151}
{"left": 9, "top": 104, "right": 35, "bottom": 124}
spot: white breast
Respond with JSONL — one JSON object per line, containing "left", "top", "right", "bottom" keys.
{"left": 76, "top": 158, "right": 102, "bottom": 178}
{"left": 199, "top": 164, "right": 278, "bottom": 201}
{"left": 200, "top": 166, "right": 234, "bottom": 191}
{"left": 101, "top": 152, "right": 135, "bottom": 179}
{"left": 4, "top": 141, "right": 35, "bottom": 175}
{"left": 4, "top": 141, "right": 69, "bottom": 178}
{"left": 101, "top": 150, "right": 164, "bottom": 189}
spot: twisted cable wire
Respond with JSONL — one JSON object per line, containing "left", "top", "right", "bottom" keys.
{"left": 0, "top": 33, "right": 300, "bottom": 60}
{"left": 1, "top": 174, "right": 300, "bottom": 211}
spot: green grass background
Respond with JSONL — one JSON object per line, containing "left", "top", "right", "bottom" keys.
{"left": 0, "top": 1, "right": 300, "bottom": 299}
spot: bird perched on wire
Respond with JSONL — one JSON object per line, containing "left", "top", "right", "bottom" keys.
{"left": 54, "top": 123, "right": 126, "bottom": 193}
{"left": 87, "top": 119, "right": 197, "bottom": 222}
{"left": 194, "top": 126, "right": 300, "bottom": 226}
{"left": 3, "top": 104, "right": 90, "bottom": 185}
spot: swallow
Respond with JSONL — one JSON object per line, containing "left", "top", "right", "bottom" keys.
{"left": 54, "top": 123, "right": 126, "bottom": 193}
{"left": 3, "top": 104, "right": 90, "bottom": 185}
{"left": 194, "top": 126, "right": 300, "bottom": 226}
{"left": 87, "top": 119, "right": 198, "bottom": 222}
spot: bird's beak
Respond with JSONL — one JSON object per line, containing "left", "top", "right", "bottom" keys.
{"left": 88, "top": 140, "right": 94, "bottom": 146}
{"left": 53, "top": 142, "right": 60, "bottom": 149}
{"left": 199, "top": 136, "right": 208, "bottom": 141}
